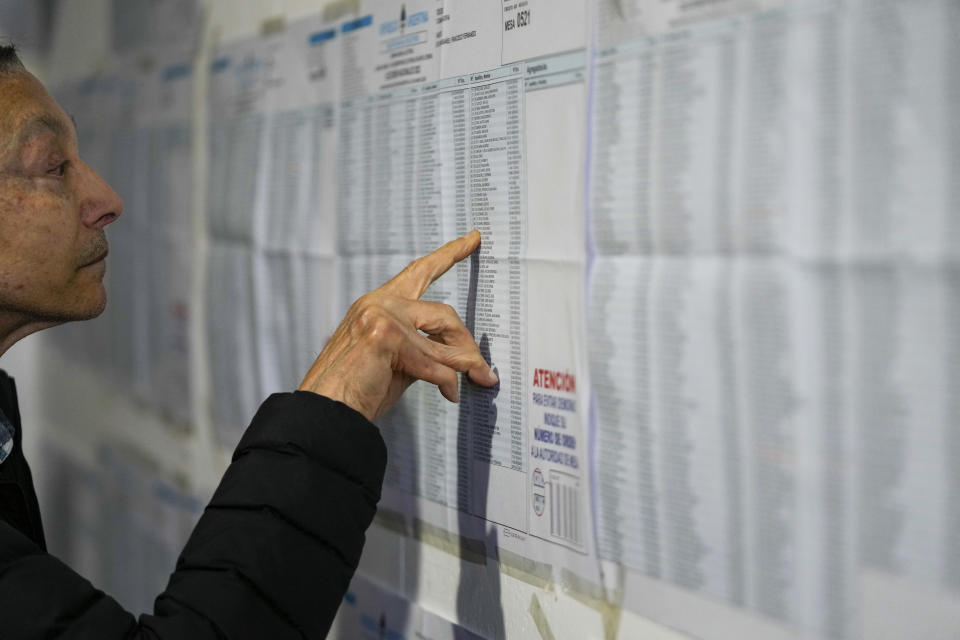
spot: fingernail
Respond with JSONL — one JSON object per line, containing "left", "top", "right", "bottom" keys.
{"left": 487, "top": 368, "right": 499, "bottom": 384}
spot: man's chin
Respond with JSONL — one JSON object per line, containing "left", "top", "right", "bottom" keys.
{"left": 41, "top": 287, "right": 108, "bottom": 323}
{"left": 75, "top": 289, "right": 108, "bottom": 320}
{"left": 75, "top": 299, "right": 107, "bottom": 321}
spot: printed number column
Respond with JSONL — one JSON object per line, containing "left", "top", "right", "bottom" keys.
{"left": 466, "top": 69, "right": 526, "bottom": 477}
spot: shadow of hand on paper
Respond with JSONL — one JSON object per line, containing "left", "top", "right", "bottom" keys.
{"left": 454, "top": 333, "right": 506, "bottom": 640}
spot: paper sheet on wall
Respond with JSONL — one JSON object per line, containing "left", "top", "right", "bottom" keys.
{"left": 324, "top": 0, "right": 600, "bottom": 588}
{"left": 588, "top": 0, "right": 960, "bottom": 638}
{"left": 206, "top": 15, "right": 342, "bottom": 445}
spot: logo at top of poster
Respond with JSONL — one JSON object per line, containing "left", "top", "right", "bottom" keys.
{"left": 380, "top": 4, "right": 429, "bottom": 36}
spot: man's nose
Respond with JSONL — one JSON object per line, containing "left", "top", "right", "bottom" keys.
{"left": 78, "top": 160, "right": 123, "bottom": 229}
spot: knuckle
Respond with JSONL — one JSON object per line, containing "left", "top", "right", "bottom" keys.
{"left": 449, "top": 349, "right": 481, "bottom": 372}
{"left": 368, "top": 314, "right": 394, "bottom": 340}
{"left": 354, "top": 302, "right": 393, "bottom": 338}
{"left": 440, "top": 303, "right": 458, "bottom": 319}
{"left": 404, "top": 257, "right": 423, "bottom": 278}
{"left": 349, "top": 294, "right": 373, "bottom": 315}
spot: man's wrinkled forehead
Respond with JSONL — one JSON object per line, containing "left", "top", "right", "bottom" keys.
{"left": 0, "top": 72, "right": 76, "bottom": 157}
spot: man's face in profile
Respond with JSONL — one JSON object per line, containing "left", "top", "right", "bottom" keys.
{"left": 0, "top": 70, "right": 122, "bottom": 327}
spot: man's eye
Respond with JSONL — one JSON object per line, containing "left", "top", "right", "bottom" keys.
{"left": 48, "top": 161, "right": 67, "bottom": 177}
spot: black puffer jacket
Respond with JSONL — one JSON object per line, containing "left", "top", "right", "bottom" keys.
{"left": 0, "top": 369, "right": 387, "bottom": 638}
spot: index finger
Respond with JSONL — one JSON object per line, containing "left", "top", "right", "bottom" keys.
{"left": 382, "top": 230, "right": 481, "bottom": 299}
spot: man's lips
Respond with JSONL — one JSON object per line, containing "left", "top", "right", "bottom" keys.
{"left": 80, "top": 249, "right": 108, "bottom": 268}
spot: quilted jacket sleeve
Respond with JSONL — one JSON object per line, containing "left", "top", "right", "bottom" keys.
{"left": 0, "top": 391, "right": 387, "bottom": 639}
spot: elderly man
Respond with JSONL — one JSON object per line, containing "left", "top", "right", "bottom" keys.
{"left": 0, "top": 45, "right": 497, "bottom": 637}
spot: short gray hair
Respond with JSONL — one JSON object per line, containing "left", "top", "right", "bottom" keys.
{"left": 0, "top": 44, "right": 25, "bottom": 75}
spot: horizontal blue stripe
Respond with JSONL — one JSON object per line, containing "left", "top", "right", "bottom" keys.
{"left": 342, "top": 15, "right": 372, "bottom": 33}
{"left": 309, "top": 28, "right": 336, "bottom": 44}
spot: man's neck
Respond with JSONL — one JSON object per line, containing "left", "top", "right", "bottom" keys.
{"left": 0, "top": 311, "right": 58, "bottom": 358}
